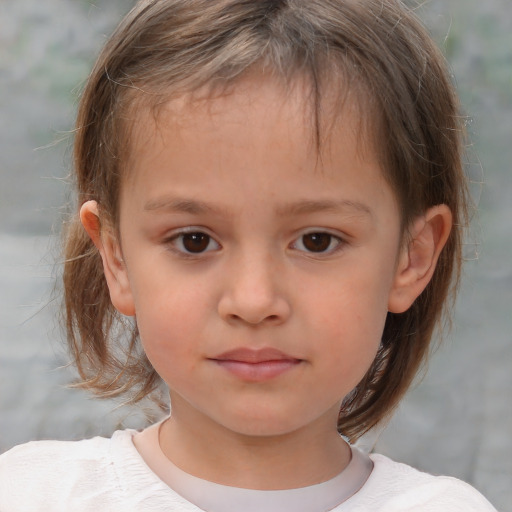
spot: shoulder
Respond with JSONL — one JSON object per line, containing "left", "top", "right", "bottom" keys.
{"left": 0, "top": 429, "right": 122, "bottom": 463}
{"left": 0, "top": 429, "right": 199, "bottom": 512}
{"left": 0, "top": 434, "right": 113, "bottom": 482}
{"left": 344, "top": 452, "right": 497, "bottom": 511}
{"left": 0, "top": 431, "right": 130, "bottom": 511}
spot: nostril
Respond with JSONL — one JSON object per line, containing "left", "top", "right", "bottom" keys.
{"left": 218, "top": 288, "right": 291, "bottom": 326}
{"left": 225, "top": 312, "right": 281, "bottom": 325}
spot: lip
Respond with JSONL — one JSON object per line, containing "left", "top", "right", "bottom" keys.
{"left": 209, "top": 348, "right": 302, "bottom": 382}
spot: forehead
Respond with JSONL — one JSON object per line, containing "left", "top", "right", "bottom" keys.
{"left": 119, "top": 72, "right": 397, "bottom": 224}
{"left": 125, "top": 70, "right": 379, "bottom": 176}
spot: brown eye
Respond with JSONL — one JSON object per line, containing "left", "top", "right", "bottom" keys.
{"left": 302, "top": 233, "right": 332, "bottom": 252}
{"left": 293, "top": 232, "right": 342, "bottom": 254}
{"left": 172, "top": 232, "right": 220, "bottom": 254}
{"left": 182, "top": 233, "right": 211, "bottom": 253}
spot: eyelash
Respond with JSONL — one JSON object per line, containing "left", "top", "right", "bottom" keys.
{"left": 164, "top": 229, "right": 345, "bottom": 256}
{"left": 165, "top": 229, "right": 220, "bottom": 256}
{"left": 290, "top": 231, "right": 344, "bottom": 255}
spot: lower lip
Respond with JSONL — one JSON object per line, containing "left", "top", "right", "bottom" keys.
{"left": 212, "top": 359, "right": 301, "bottom": 382}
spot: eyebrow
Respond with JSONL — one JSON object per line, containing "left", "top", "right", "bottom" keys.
{"left": 144, "top": 196, "right": 372, "bottom": 218}
{"left": 144, "top": 197, "right": 226, "bottom": 215}
{"left": 275, "top": 199, "right": 373, "bottom": 217}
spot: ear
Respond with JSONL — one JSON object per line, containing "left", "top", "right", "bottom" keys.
{"left": 80, "top": 200, "right": 136, "bottom": 316}
{"left": 388, "top": 204, "right": 452, "bottom": 314}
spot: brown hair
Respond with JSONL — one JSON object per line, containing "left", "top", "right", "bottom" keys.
{"left": 63, "top": 0, "right": 468, "bottom": 441}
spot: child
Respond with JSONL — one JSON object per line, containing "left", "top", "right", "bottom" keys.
{"left": 0, "top": 0, "right": 498, "bottom": 510}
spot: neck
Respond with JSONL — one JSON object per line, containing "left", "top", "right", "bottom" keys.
{"left": 159, "top": 400, "right": 350, "bottom": 490}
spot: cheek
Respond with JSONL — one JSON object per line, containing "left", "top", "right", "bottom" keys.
{"left": 318, "top": 307, "right": 384, "bottom": 366}
{"left": 304, "top": 266, "right": 392, "bottom": 377}
{"left": 311, "top": 267, "right": 391, "bottom": 331}
{"left": 131, "top": 280, "right": 213, "bottom": 370}
{"left": 133, "top": 267, "right": 212, "bottom": 322}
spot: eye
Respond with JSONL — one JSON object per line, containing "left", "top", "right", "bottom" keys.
{"left": 292, "top": 232, "right": 343, "bottom": 254}
{"left": 169, "top": 231, "right": 220, "bottom": 254}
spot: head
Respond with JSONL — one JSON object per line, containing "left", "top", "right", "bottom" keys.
{"left": 64, "top": 0, "right": 468, "bottom": 441}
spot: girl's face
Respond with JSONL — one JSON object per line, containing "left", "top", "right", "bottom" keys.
{"left": 101, "top": 74, "right": 415, "bottom": 443}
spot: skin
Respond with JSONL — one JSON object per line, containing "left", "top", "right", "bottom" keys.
{"left": 81, "top": 73, "right": 452, "bottom": 490}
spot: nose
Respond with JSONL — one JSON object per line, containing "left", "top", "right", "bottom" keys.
{"left": 217, "top": 251, "right": 291, "bottom": 326}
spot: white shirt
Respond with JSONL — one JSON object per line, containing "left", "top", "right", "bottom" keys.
{"left": 0, "top": 429, "right": 497, "bottom": 512}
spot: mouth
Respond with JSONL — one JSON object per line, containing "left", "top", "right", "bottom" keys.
{"left": 209, "top": 348, "right": 303, "bottom": 382}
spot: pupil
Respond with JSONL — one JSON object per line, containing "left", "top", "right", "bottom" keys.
{"left": 303, "top": 233, "right": 331, "bottom": 252}
{"left": 183, "top": 233, "right": 209, "bottom": 253}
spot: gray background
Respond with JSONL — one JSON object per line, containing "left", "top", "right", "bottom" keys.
{"left": 1, "top": 1, "right": 510, "bottom": 510}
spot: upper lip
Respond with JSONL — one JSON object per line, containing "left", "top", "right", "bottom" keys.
{"left": 210, "top": 347, "right": 301, "bottom": 364}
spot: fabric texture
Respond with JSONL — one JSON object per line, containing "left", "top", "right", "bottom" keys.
{"left": 0, "top": 429, "right": 497, "bottom": 512}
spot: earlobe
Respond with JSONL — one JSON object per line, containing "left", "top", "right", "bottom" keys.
{"left": 80, "top": 200, "right": 136, "bottom": 317}
{"left": 388, "top": 204, "right": 452, "bottom": 314}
